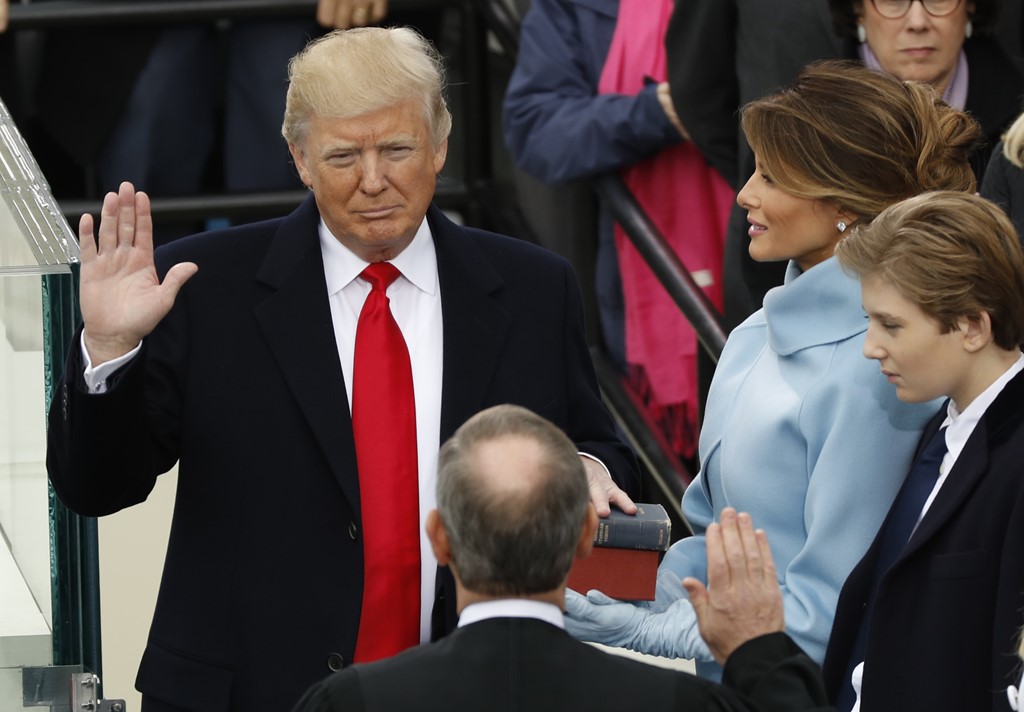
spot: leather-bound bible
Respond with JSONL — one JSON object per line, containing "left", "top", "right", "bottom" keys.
{"left": 567, "top": 503, "right": 671, "bottom": 601}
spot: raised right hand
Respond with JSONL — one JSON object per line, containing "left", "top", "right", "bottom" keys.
{"left": 80, "top": 182, "right": 197, "bottom": 365}
{"left": 683, "top": 508, "right": 784, "bottom": 665}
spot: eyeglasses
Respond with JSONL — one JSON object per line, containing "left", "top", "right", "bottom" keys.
{"left": 869, "top": 0, "right": 963, "bottom": 19}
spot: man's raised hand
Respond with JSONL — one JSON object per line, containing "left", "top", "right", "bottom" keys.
{"left": 683, "top": 508, "right": 784, "bottom": 664}
{"left": 79, "top": 182, "right": 198, "bottom": 365}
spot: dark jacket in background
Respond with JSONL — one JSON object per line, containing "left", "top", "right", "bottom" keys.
{"left": 665, "top": 0, "right": 842, "bottom": 328}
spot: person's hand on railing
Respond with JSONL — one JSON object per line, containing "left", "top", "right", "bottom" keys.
{"left": 316, "top": 0, "right": 388, "bottom": 28}
{"left": 657, "top": 83, "right": 689, "bottom": 141}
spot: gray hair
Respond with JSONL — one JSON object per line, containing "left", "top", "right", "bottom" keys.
{"left": 281, "top": 26, "right": 452, "bottom": 148}
{"left": 436, "top": 405, "right": 589, "bottom": 596}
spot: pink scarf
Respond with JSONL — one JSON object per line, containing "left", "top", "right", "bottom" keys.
{"left": 597, "top": 0, "right": 733, "bottom": 457}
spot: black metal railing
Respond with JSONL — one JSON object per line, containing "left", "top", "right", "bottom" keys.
{"left": 480, "top": 0, "right": 728, "bottom": 523}
{"left": 9, "top": 0, "right": 489, "bottom": 227}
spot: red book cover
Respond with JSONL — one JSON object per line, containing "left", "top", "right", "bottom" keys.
{"left": 566, "top": 547, "right": 660, "bottom": 601}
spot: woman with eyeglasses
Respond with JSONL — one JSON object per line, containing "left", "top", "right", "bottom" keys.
{"left": 828, "top": 0, "right": 1023, "bottom": 178}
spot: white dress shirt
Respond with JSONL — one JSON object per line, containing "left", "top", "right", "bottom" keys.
{"left": 320, "top": 217, "right": 444, "bottom": 644}
{"left": 458, "top": 599, "right": 565, "bottom": 630}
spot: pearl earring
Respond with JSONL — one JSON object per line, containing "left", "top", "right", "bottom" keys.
{"left": 857, "top": 24, "right": 867, "bottom": 43}
{"left": 965, "top": 20, "right": 973, "bottom": 39}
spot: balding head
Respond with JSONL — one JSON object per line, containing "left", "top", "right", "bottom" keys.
{"left": 435, "top": 405, "right": 590, "bottom": 596}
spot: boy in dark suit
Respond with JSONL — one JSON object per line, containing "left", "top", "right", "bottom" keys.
{"left": 292, "top": 404, "right": 832, "bottom": 712}
{"left": 826, "top": 191, "right": 1024, "bottom": 711}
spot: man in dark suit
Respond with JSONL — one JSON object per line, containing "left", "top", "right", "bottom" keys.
{"left": 45, "top": 27, "right": 639, "bottom": 712}
{"left": 827, "top": 192, "right": 1024, "bottom": 711}
{"left": 293, "top": 404, "right": 831, "bottom": 712}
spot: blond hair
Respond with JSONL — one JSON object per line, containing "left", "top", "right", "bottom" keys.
{"left": 741, "top": 61, "right": 979, "bottom": 227}
{"left": 1000, "top": 110, "right": 1024, "bottom": 169}
{"left": 836, "top": 191, "right": 1024, "bottom": 350}
{"left": 281, "top": 27, "right": 452, "bottom": 148}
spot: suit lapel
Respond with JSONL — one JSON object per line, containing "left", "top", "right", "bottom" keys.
{"left": 430, "top": 206, "right": 511, "bottom": 441}
{"left": 253, "top": 196, "right": 361, "bottom": 515}
{"left": 901, "top": 424, "right": 989, "bottom": 559}
{"left": 898, "top": 369, "right": 1024, "bottom": 561}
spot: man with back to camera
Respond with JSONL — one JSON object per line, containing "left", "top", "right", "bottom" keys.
{"left": 45, "top": 27, "right": 639, "bottom": 712}
{"left": 292, "top": 404, "right": 833, "bottom": 712}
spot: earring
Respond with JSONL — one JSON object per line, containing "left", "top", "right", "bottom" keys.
{"left": 857, "top": 24, "right": 867, "bottom": 43}
{"left": 965, "top": 20, "right": 973, "bottom": 38}
{"left": 837, "top": 221, "right": 848, "bottom": 233}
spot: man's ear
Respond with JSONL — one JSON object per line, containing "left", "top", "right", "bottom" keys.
{"left": 575, "top": 504, "right": 599, "bottom": 560}
{"left": 960, "top": 311, "right": 994, "bottom": 353}
{"left": 288, "top": 142, "right": 313, "bottom": 188}
{"left": 433, "top": 138, "right": 448, "bottom": 175}
{"left": 426, "top": 509, "right": 451, "bottom": 566}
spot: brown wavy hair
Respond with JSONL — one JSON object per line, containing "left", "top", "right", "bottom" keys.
{"left": 741, "top": 60, "right": 980, "bottom": 228}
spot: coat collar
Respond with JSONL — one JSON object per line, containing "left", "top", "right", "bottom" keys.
{"left": 762, "top": 257, "right": 866, "bottom": 356}
{"left": 427, "top": 205, "right": 512, "bottom": 441}
{"left": 900, "top": 368, "right": 1024, "bottom": 559}
{"left": 252, "top": 195, "right": 361, "bottom": 514}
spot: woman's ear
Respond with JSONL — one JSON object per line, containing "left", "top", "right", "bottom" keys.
{"left": 834, "top": 205, "right": 858, "bottom": 234}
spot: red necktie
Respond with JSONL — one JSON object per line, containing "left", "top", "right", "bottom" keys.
{"left": 351, "top": 262, "right": 420, "bottom": 662}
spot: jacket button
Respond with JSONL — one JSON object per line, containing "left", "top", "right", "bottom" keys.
{"left": 348, "top": 522, "right": 358, "bottom": 540}
{"left": 327, "top": 653, "right": 344, "bottom": 672}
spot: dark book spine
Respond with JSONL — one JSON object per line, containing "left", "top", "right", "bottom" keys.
{"left": 593, "top": 506, "right": 670, "bottom": 550}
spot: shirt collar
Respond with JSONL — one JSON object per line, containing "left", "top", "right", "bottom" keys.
{"left": 457, "top": 599, "right": 565, "bottom": 629}
{"left": 319, "top": 216, "right": 438, "bottom": 296}
{"left": 941, "top": 353, "right": 1024, "bottom": 459}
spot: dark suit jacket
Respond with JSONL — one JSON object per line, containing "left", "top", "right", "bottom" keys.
{"left": 291, "top": 618, "right": 832, "bottom": 712}
{"left": 822, "top": 369, "right": 1024, "bottom": 711}
{"left": 981, "top": 142, "right": 1024, "bottom": 245}
{"left": 46, "top": 198, "right": 640, "bottom": 712}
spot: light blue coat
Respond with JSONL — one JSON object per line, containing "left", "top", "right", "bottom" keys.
{"left": 662, "top": 257, "right": 939, "bottom": 676}
{"left": 568, "top": 257, "right": 940, "bottom": 678}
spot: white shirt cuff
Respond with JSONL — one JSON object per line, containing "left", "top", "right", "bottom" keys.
{"left": 578, "top": 451, "right": 611, "bottom": 480}
{"left": 81, "top": 334, "right": 142, "bottom": 394}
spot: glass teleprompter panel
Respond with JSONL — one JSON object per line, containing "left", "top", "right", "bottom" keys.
{"left": 0, "top": 96, "right": 81, "bottom": 708}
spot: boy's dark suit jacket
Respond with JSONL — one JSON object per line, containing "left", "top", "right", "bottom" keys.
{"left": 822, "top": 368, "right": 1024, "bottom": 711}
{"left": 46, "top": 197, "right": 639, "bottom": 712}
{"left": 292, "top": 618, "right": 833, "bottom": 712}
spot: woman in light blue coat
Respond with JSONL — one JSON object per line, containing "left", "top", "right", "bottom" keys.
{"left": 566, "top": 61, "right": 981, "bottom": 678}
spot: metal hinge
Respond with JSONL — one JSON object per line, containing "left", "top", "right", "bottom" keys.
{"left": 21, "top": 666, "right": 126, "bottom": 712}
